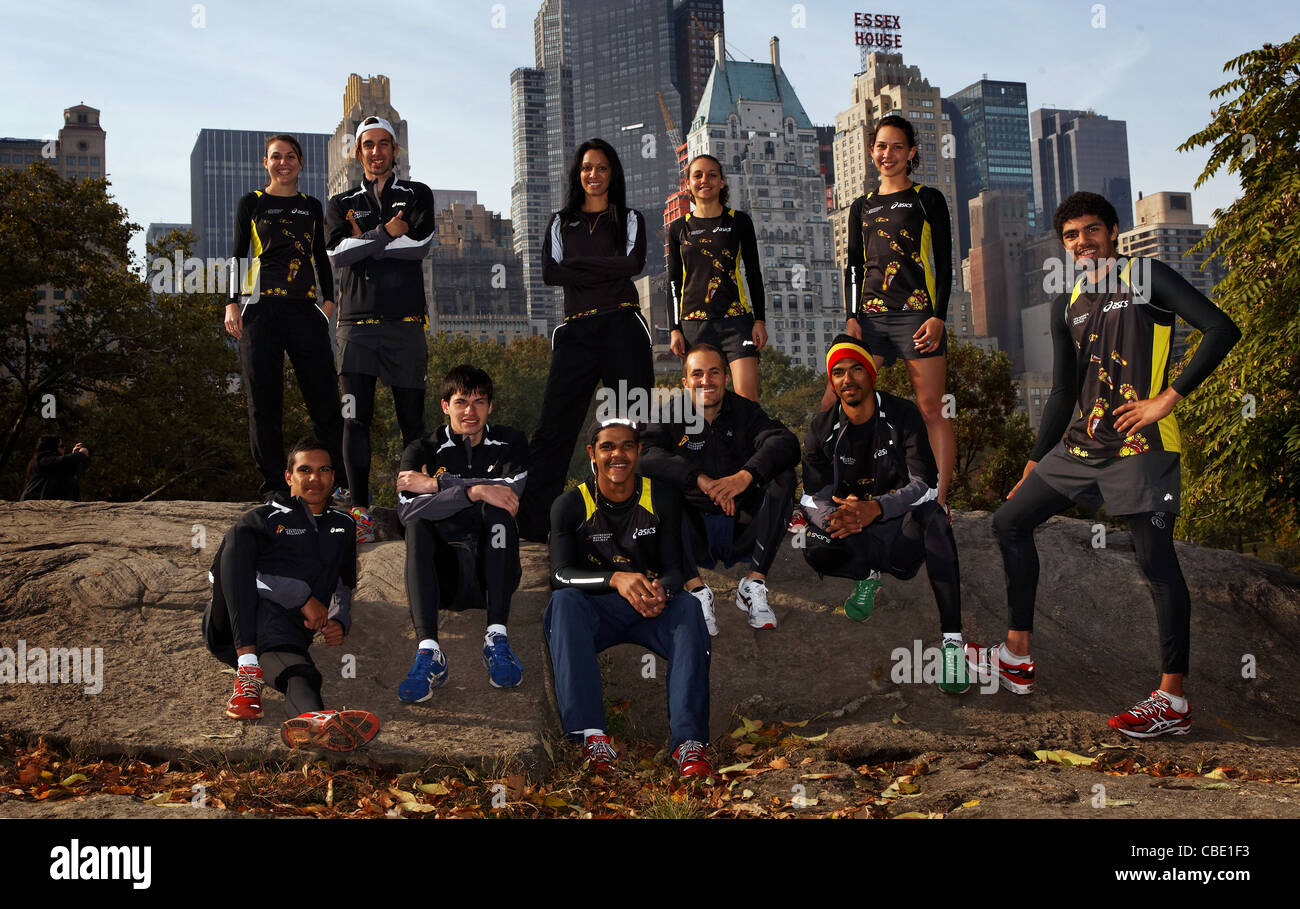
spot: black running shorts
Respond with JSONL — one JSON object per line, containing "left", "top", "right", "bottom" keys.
{"left": 681, "top": 314, "right": 759, "bottom": 363}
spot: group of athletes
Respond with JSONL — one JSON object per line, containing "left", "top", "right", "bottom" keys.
{"left": 201, "top": 112, "right": 1240, "bottom": 775}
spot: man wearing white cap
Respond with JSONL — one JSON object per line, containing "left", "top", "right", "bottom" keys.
{"left": 325, "top": 116, "right": 436, "bottom": 543}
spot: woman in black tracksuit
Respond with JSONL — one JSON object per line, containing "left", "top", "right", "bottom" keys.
{"left": 224, "top": 133, "right": 344, "bottom": 499}
{"left": 516, "top": 138, "right": 651, "bottom": 541}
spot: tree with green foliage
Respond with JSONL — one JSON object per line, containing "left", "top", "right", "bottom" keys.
{"left": 874, "top": 341, "right": 1033, "bottom": 510}
{"left": 83, "top": 228, "right": 257, "bottom": 501}
{"left": 1176, "top": 34, "right": 1299, "bottom": 561}
{"left": 0, "top": 163, "right": 156, "bottom": 493}
{"left": 757, "top": 347, "right": 823, "bottom": 440}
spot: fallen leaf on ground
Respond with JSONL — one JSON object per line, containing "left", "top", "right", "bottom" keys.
{"left": 891, "top": 713, "right": 908, "bottom": 725}
{"left": 1033, "top": 749, "right": 1096, "bottom": 767}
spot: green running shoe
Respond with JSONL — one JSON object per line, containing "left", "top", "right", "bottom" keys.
{"left": 844, "top": 572, "right": 882, "bottom": 621}
{"left": 939, "top": 639, "right": 972, "bottom": 694}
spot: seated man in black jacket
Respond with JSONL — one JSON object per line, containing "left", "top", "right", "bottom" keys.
{"left": 202, "top": 437, "right": 380, "bottom": 752}
{"left": 640, "top": 344, "right": 799, "bottom": 634}
{"left": 395, "top": 365, "right": 529, "bottom": 700}
{"left": 544, "top": 419, "right": 712, "bottom": 778}
{"left": 801, "top": 335, "right": 971, "bottom": 694}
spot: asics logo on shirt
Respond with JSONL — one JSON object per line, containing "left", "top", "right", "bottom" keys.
{"left": 1102, "top": 300, "right": 1129, "bottom": 312}
{"left": 890, "top": 201, "right": 913, "bottom": 209}
{"left": 291, "top": 208, "right": 310, "bottom": 216}
{"left": 633, "top": 526, "right": 657, "bottom": 538}
{"left": 874, "top": 448, "right": 889, "bottom": 458}
{"left": 330, "top": 527, "right": 345, "bottom": 534}
{"left": 711, "top": 226, "right": 732, "bottom": 233}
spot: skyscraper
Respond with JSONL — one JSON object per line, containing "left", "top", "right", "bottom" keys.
{"left": 687, "top": 36, "right": 838, "bottom": 371}
{"left": 966, "top": 188, "right": 1029, "bottom": 369}
{"left": 327, "top": 74, "right": 410, "bottom": 199}
{"left": 1030, "top": 108, "right": 1133, "bottom": 232}
{"left": 510, "top": 66, "right": 557, "bottom": 332}
{"left": 428, "top": 198, "right": 530, "bottom": 342}
{"left": 513, "top": 0, "right": 700, "bottom": 333}
{"left": 189, "top": 129, "right": 330, "bottom": 263}
{"left": 673, "top": 0, "right": 724, "bottom": 130}
{"left": 829, "top": 53, "right": 959, "bottom": 334}
{"left": 1118, "top": 191, "right": 1225, "bottom": 360}
{"left": 943, "top": 78, "right": 1034, "bottom": 260}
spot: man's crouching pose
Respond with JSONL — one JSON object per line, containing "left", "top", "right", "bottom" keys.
{"left": 203, "top": 437, "right": 380, "bottom": 751}
{"left": 801, "top": 335, "right": 971, "bottom": 694}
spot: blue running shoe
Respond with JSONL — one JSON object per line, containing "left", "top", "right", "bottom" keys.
{"left": 398, "top": 648, "right": 448, "bottom": 703}
{"left": 482, "top": 634, "right": 523, "bottom": 689}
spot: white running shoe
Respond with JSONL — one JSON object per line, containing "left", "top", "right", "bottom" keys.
{"left": 689, "top": 585, "right": 718, "bottom": 636}
{"left": 737, "top": 577, "right": 776, "bottom": 630}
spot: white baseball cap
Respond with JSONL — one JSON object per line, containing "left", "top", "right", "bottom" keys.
{"left": 355, "top": 116, "right": 396, "bottom": 146}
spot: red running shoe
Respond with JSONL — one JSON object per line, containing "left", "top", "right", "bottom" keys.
{"left": 280, "top": 709, "right": 381, "bottom": 752}
{"left": 787, "top": 509, "right": 808, "bottom": 534}
{"left": 1108, "top": 691, "right": 1191, "bottom": 739}
{"left": 225, "top": 665, "right": 264, "bottom": 720}
{"left": 582, "top": 733, "right": 617, "bottom": 771}
{"left": 672, "top": 739, "right": 712, "bottom": 778}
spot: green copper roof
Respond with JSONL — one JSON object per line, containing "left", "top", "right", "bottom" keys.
{"left": 692, "top": 60, "right": 814, "bottom": 132}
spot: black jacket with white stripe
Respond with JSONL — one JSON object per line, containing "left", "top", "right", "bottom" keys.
{"left": 800, "top": 391, "right": 937, "bottom": 530}
{"left": 541, "top": 207, "right": 647, "bottom": 321}
{"left": 396, "top": 423, "right": 530, "bottom": 525}
{"left": 325, "top": 173, "right": 436, "bottom": 322}
{"left": 209, "top": 493, "right": 356, "bottom": 636}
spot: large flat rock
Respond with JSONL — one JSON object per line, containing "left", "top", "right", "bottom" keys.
{"left": 3, "top": 502, "right": 1299, "bottom": 789}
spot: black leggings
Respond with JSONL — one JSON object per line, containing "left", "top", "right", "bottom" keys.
{"left": 260, "top": 648, "right": 324, "bottom": 716}
{"left": 803, "top": 500, "right": 962, "bottom": 634}
{"left": 339, "top": 372, "right": 425, "bottom": 507}
{"left": 992, "top": 471, "right": 1190, "bottom": 674}
{"left": 405, "top": 504, "right": 522, "bottom": 640}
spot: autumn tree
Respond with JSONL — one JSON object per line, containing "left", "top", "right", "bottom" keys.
{"left": 1176, "top": 34, "right": 1300, "bottom": 562}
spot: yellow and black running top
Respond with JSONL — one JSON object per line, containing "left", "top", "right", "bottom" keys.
{"left": 1032, "top": 256, "right": 1241, "bottom": 462}
{"left": 844, "top": 184, "right": 952, "bottom": 320}
{"left": 667, "top": 208, "right": 765, "bottom": 329}
{"left": 548, "top": 475, "right": 685, "bottom": 594}
{"left": 229, "top": 191, "right": 332, "bottom": 306}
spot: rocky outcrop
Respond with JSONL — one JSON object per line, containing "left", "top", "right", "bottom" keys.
{"left": 3, "top": 501, "right": 1298, "bottom": 786}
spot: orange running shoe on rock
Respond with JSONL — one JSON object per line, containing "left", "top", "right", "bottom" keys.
{"left": 280, "top": 709, "right": 381, "bottom": 752}
{"left": 225, "top": 665, "right": 264, "bottom": 720}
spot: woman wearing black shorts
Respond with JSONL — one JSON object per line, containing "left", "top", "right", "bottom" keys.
{"left": 515, "top": 138, "right": 651, "bottom": 541}
{"left": 225, "top": 133, "right": 343, "bottom": 499}
{"left": 835, "top": 114, "right": 956, "bottom": 505}
{"left": 667, "top": 154, "right": 766, "bottom": 400}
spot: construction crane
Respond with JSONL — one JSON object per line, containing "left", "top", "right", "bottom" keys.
{"left": 657, "top": 89, "right": 690, "bottom": 262}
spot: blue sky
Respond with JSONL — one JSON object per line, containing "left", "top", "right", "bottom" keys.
{"left": 3, "top": 0, "right": 1294, "bottom": 264}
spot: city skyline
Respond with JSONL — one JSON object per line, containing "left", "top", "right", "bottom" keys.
{"left": 3, "top": 1, "right": 1293, "bottom": 268}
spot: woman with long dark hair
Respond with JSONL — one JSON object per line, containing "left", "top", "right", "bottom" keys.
{"left": 20, "top": 434, "right": 90, "bottom": 501}
{"left": 835, "top": 114, "right": 956, "bottom": 506}
{"left": 516, "top": 138, "right": 650, "bottom": 541}
{"left": 225, "top": 133, "right": 344, "bottom": 501}
{"left": 667, "top": 154, "right": 766, "bottom": 400}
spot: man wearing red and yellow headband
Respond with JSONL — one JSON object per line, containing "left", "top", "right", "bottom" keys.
{"left": 799, "top": 335, "right": 973, "bottom": 694}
